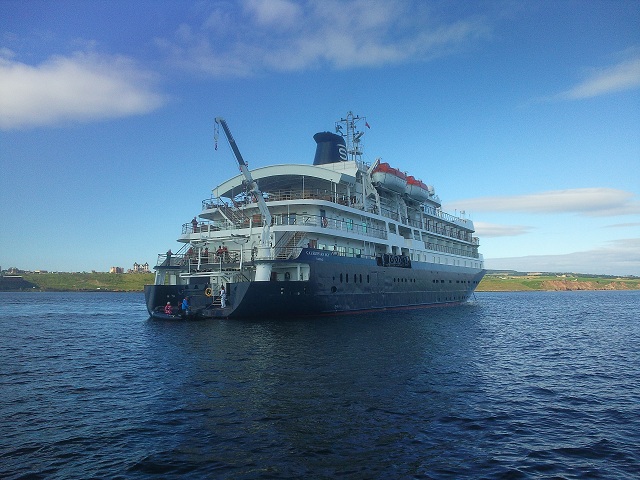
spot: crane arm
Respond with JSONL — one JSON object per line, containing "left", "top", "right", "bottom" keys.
{"left": 214, "top": 117, "right": 272, "bottom": 228}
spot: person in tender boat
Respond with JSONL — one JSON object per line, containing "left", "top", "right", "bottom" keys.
{"left": 181, "top": 296, "right": 190, "bottom": 316}
{"left": 164, "top": 302, "right": 173, "bottom": 314}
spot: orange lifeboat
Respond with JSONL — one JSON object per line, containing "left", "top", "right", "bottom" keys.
{"left": 405, "top": 176, "right": 431, "bottom": 202}
{"left": 371, "top": 162, "right": 407, "bottom": 193}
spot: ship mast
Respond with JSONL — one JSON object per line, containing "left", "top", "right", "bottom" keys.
{"left": 335, "top": 111, "right": 367, "bottom": 162}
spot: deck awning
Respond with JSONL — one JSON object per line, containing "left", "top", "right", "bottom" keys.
{"left": 213, "top": 163, "right": 357, "bottom": 199}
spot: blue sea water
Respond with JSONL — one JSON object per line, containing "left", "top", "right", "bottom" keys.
{"left": 0, "top": 290, "right": 639, "bottom": 479}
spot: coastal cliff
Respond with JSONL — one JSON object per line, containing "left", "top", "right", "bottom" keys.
{"left": 477, "top": 274, "right": 639, "bottom": 292}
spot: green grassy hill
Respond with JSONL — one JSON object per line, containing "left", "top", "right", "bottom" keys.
{"left": 6, "top": 271, "right": 639, "bottom": 292}
{"left": 477, "top": 273, "right": 640, "bottom": 291}
{"left": 19, "top": 273, "right": 154, "bottom": 292}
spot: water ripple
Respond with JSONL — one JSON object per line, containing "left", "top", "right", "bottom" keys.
{"left": 0, "top": 291, "right": 639, "bottom": 478}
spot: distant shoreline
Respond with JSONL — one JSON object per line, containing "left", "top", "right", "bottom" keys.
{"left": 476, "top": 273, "right": 639, "bottom": 292}
{"left": 1, "top": 271, "right": 638, "bottom": 293}
{"left": 0, "top": 272, "right": 154, "bottom": 292}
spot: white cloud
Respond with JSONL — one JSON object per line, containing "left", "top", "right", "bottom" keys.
{"left": 485, "top": 238, "right": 640, "bottom": 276}
{"left": 157, "top": 0, "right": 490, "bottom": 77}
{"left": 244, "top": 0, "right": 302, "bottom": 29}
{"left": 473, "top": 221, "right": 533, "bottom": 237}
{"left": 558, "top": 54, "right": 640, "bottom": 100}
{"left": 606, "top": 222, "right": 640, "bottom": 228}
{"left": 447, "top": 188, "right": 640, "bottom": 217}
{"left": 0, "top": 50, "right": 167, "bottom": 129}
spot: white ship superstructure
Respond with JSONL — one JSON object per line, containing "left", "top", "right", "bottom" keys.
{"left": 145, "top": 112, "right": 484, "bottom": 318}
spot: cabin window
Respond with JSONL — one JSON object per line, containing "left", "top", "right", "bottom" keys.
{"left": 389, "top": 223, "right": 397, "bottom": 234}
{"left": 340, "top": 273, "right": 343, "bottom": 283}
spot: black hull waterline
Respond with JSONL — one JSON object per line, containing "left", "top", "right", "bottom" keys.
{"left": 145, "top": 251, "right": 484, "bottom": 319}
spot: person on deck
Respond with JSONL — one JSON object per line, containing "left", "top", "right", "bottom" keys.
{"left": 220, "top": 286, "right": 227, "bottom": 308}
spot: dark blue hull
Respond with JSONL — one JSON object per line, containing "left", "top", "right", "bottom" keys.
{"left": 145, "top": 250, "right": 485, "bottom": 319}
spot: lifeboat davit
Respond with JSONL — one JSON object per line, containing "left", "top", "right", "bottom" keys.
{"left": 371, "top": 162, "right": 407, "bottom": 193}
{"left": 405, "top": 176, "right": 432, "bottom": 202}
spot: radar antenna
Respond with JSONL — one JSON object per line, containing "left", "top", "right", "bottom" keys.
{"left": 335, "top": 111, "right": 368, "bottom": 162}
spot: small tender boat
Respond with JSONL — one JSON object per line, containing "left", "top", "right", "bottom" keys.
{"left": 150, "top": 306, "right": 195, "bottom": 320}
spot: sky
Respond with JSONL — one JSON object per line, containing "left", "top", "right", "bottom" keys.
{"left": 1, "top": 0, "right": 639, "bottom": 276}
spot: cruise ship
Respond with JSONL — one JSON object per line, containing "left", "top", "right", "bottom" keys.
{"left": 145, "top": 112, "right": 485, "bottom": 318}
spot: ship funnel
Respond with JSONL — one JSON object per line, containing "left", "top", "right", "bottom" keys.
{"left": 313, "top": 132, "right": 347, "bottom": 165}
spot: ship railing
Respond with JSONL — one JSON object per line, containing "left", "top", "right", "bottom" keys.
{"left": 200, "top": 192, "right": 471, "bottom": 245}
{"left": 424, "top": 242, "right": 479, "bottom": 259}
{"left": 315, "top": 214, "right": 387, "bottom": 240}
{"left": 221, "top": 212, "right": 389, "bottom": 240}
{"left": 209, "top": 188, "right": 470, "bottom": 230}
{"left": 322, "top": 213, "right": 395, "bottom": 241}
{"left": 209, "top": 188, "right": 471, "bottom": 235}
{"left": 274, "top": 246, "right": 304, "bottom": 260}
{"left": 207, "top": 188, "right": 358, "bottom": 213}
{"left": 182, "top": 220, "right": 234, "bottom": 234}
{"left": 265, "top": 189, "right": 354, "bottom": 205}
{"left": 382, "top": 213, "right": 475, "bottom": 244}
{"left": 155, "top": 253, "right": 189, "bottom": 268}
{"left": 379, "top": 208, "right": 401, "bottom": 222}
{"left": 423, "top": 205, "right": 471, "bottom": 228}
{"left": 250, "top": 213, "right": 387, "bottom": 240}
{"left": 202, "top": 197, "right": 227, "bottom": 210}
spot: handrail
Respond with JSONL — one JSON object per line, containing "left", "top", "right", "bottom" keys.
{"left": 203, "top": 187, "right": 474, "bottom": 232}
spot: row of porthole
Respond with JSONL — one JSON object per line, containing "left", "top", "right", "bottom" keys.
{"left": 336, "top": 273, "right": 370, "bottom": 284}
{"left": 433, "top": 279, "right": 480, "bottom": 284}
{"left": 333, "top": 274, "right": 479, "bottom": 286}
